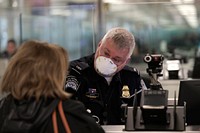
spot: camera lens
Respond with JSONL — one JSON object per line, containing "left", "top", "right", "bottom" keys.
{"left": 144, "top": 55, "right": 152, "bottom": 63}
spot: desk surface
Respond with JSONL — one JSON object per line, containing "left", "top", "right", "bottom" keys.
{"left": 102, "top": 125, "right": 200, "bottom": 133}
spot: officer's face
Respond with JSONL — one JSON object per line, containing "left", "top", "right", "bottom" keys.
{"left": 95, "top": 39, "right": 131, "bottom": 72}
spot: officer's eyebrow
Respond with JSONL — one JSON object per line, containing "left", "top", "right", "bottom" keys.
{"left": 104, "top": 48, "right": 123, "bottom": 60}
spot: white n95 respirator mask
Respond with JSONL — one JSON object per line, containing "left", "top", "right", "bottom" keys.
{"left": 95, "top": 56, "right": 117, "bottom": 77}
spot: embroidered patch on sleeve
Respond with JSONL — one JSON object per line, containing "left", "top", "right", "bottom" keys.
{"left": 65, "top": 75, "right": 80, "bottom": 91}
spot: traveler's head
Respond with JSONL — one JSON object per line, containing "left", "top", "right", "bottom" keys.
{"left": 94, "top": 27, "right": 135, "bottom": 77}
{"left": 7, "top": 39, "right": 17, "bottom": 56}
{"left": 1, "top": 40, "right": 70, "bottom": 100}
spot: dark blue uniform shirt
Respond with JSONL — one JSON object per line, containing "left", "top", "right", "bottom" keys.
{"left": 65, "top": 54, "right": 142, "bottom": 125}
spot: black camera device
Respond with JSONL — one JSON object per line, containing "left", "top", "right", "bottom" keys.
{"left": 144, "top": 54, "right": 164, "bottom": 75}
{"left": 144, "top": 54, "right": 164, "bottom": 90}
{"left": 141, "top": 54, "right": 168, "bottom": 127}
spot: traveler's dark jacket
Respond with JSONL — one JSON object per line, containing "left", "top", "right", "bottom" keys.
{"left": 65, "top": 54, "right": 142, "bottom": 125}
{"left": 0, "top": 94, "right": 105, "bottom": 133}
{"left": 0, "top": 51, "right": 16, "bottom": 59}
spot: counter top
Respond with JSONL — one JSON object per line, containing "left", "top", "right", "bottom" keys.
{"left": 102, "top": 125, "right": 200, "bottom": 133}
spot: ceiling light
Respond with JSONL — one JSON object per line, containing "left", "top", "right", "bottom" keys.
{"left": 50, "top": 9, "right": 71, "bottom": 16}
{"left": 176, "top": 4, "right": 198, "bottom": 28}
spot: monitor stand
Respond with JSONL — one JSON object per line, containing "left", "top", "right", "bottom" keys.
{"left": 125, "top": 106, "right": 185, "bottom": 131}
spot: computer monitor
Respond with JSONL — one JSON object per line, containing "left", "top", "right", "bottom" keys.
{"left": 178, "top": 79, "right": 200, "bottom": 125}
{"left": 192, "top": 57, "right": 200, "bottom": 78}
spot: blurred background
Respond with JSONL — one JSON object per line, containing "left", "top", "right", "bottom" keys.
{"left": 1, "top": 0, "right": 200, "bottom": 98}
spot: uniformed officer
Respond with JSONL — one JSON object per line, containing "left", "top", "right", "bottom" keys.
{"left": 65, "top": 27, "right": 146, "bottom": 125}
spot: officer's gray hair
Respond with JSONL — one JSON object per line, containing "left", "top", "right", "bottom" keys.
{"left": 102, "top": 27, "right": 135, "bottom": 57}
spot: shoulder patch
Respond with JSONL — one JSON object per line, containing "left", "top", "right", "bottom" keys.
{"left": 75, "top": 62, "right": 89, "bottom": 71}
{"left": 70, "top": 61, "right": 89, "bottom": 74}
{"left": 65, "top": 75, "right": 80, "bottom": 92}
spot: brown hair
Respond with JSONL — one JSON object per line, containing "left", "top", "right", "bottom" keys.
{"left": 1, "top": 40, "right": 70, "bottom": 100}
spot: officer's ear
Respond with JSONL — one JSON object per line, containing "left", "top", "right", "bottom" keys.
{"left": 97, "top": 40, "right": 102, "bottom": 48}
{"left": 125, "top": 57, "right": 131, "bottom": 64}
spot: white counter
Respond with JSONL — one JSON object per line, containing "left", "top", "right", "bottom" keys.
{"left": 102, "top": 125, "right": 200, "bottom": 133}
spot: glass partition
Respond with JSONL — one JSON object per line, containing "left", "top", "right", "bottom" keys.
{"left": 0, "top": 5, "right": 96, "bottom": 60}
{"left": 0, "top": 8, "right": 20, "bottom": 51}
{"left": 21, "top": 5, "right": 96, "bottom": 61}
{"left": 0, "top": 4, "right": 96, "bottom": 83}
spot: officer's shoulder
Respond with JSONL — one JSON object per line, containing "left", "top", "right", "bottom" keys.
{"left": 70, "top": 60, "right": 89, "bottom": 71}
{"left": 122, "top": 65, "right": 140, "bottom": 76}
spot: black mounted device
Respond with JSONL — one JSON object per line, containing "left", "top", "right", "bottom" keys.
{"left": 123, "top": 53, "right": 185, "bottom": 131}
